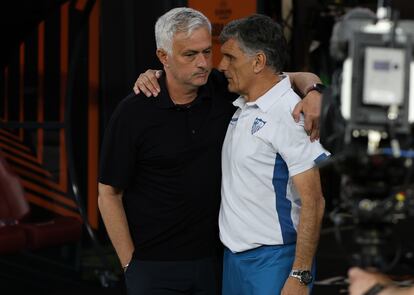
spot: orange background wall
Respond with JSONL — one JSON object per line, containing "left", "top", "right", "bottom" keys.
{"left": 188, "top": 0, "right": 257, "bottom": 67}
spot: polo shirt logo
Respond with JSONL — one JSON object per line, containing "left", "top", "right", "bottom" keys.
{"left": 251, "top": 117, "right": 267, "bottom": 134}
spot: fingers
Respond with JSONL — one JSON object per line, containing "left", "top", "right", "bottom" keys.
{"left": 133, "top": 85, "right": 140, "bottom": 95}
{"left": 133, "top": 70, "right": 162, "bottom": 97}
{"left": 292, "top": 101, "right": 303, "bottom": 122}
{"left": 135, "top": 75, "right": 153, "bottom": 97}
{"left": 348, "top": 267, "right": 362, "bottom": 281}
{"left": 310, "top": 128, "right": 320, "bottom": 142}
{"left": 302, "top": 111, "right": 321, "bottom": 141}
{"left": 310, "top": 118, "right": 320, "bottom": 141}
{"left": 292, "top": 103, "right": 321, "bottom": 141}
{"left": 348, "top": 267, "right": 367, "bottom": 295}
{"left": 304, "top": 115, "right": 313, "bottom": 135}
{"left": 144, "top": 70, "right": 161, "bottom": 96}
{"left": 155, "top": 70, "right": 163, "bottom": 78}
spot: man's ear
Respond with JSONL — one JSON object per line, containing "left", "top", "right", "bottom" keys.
{"left": 253, "top": 52, "right": 266, "bottom": 74}
{"left": 156, "top": 49, "right": 168, "bottom": 67}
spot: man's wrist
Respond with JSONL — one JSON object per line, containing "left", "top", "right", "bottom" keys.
{"left": 304, "top": 83, "right": 326, "bottom": 96}
{"left": 290, "top": 269, "right": 313, "bottom": 285}
{"left": 121, "top": 255, "right": 133, "bottom": 272}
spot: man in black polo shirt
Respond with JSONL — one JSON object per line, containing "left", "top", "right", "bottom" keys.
{"left": 98, "top": 7, "right": 324, "bottom": 295}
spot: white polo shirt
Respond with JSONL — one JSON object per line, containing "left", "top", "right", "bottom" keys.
{"left": 219, "top": 76, "right": 329, "bottom": 253}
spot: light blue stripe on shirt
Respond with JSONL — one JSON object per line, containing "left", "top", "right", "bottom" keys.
{"left": 314, "top": 152, "right": 329, "bottom": 164}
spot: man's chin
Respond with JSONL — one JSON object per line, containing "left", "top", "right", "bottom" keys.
{"left": 193, "top": 76, "right": 209, "bottom": 86}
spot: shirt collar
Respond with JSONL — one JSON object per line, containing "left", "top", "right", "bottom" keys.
{"left": 232, "top": 75, "right": 291, "bottom": 112}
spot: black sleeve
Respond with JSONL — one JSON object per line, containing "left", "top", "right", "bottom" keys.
{"left": 98, "top": 93, "right": 138, "bottom": 189}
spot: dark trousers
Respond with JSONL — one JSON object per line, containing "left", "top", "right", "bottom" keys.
{"left": 124, "top": 256, "right": 222, "bottom": 295}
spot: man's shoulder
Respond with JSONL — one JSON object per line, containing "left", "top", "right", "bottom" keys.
{"left": 120, "top": 91, "right": 148, "bottom": 105}
{"left": 108, "top": 92, "right": 158, "bottom": 126}
{"left": 270, "top": 87, "right": 301, "bottom": 113}
{"left": 116, "top": 92, "right": 157, "bottom": 113}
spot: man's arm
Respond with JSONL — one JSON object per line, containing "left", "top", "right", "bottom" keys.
{"left": 132, "top": 70, "right": 323, "bottom": 141}
{"left": 98, "top": 183, "right": 135, "bottom": 269}
{"left": 281, "top": 167, "right": 325, "bottom": 295}
{"left": 287, "top": 72, "right": 323, "bottom": 142}
{"left": 132, "top": 70, "right": 321, "bottom": 99}
{"left": 348, "top": 267, "right": 414, "bottom": 295}
{"left": 286, "top": 72, "right": 322, "bottom": 97}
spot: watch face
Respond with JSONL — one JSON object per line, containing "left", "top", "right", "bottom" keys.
{"left": 300, "top": 271, "right": 313, "bottom": 285}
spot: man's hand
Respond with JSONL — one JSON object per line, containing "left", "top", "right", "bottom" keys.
{"left": 292, "top": 90, "right": 322, "bottom": 142}
{"left": 133, "top": 69, "right": 163, "bottom": 97}
{"left": 281, "top": 277, "right": 310, "bottom": 295}
{"left": 348, "top": 267, "right": 392, "bottom": 295}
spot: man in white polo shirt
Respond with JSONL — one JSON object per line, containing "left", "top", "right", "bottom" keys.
{"left": 218, "top": 14, "right": 329, "bottom": 295}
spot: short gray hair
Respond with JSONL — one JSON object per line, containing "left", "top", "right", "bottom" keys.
{"left": 155, "top": 7, "right": 211, "bottom": 55}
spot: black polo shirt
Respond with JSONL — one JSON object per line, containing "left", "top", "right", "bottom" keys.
{"left": 99, "top": 69, "right": 236, "bottom": 260}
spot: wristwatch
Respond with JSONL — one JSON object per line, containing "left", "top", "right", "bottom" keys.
{"left": 305, "top": 83, "right": 326, "bottom": 95}
{"left": 290, "top": 269, "right": 313, "bottom": 285}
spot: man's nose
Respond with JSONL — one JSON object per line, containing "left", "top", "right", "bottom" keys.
{"left": 195, "top": 53, "right": 208, "bottom": 67}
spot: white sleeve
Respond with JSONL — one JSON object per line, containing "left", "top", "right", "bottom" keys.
{"left": 272, "top": 106, "right": 330, "bottom": 177}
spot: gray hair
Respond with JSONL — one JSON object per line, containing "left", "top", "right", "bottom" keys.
{"left": 155, "top": 7, "right": 212, "bottom": 55}
{"left": 219, "top": 14, "right": 288, "bottom": 73}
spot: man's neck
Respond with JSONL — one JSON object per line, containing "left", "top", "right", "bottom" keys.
{"left": 243, "top": 72, "right": 281, "bottom": 103}
{"left": 165, "top": 75, "right": 198, "bottom": 105}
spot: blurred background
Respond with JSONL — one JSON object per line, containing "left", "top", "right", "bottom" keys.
{"left": 0, "top": 0, "right": 413, "bottom": 294}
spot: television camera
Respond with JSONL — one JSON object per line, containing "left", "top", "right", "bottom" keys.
{"left": 320, "top": 0, "right": 414, "bottom": 271}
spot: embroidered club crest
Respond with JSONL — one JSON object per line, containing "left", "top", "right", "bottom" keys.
{"left": 251, "top": 117, "right": 266, "bottom": 134}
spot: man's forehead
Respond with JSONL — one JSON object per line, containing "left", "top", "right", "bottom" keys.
{"left": 173, "top": 27, "right": 211, "bottom": 40}
{"left": 173, "top": 30, "right": 212, "bottom": 50}
{"left": 222, "top": 38, "right": 242, "bottom": 52}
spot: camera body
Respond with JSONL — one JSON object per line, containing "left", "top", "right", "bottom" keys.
{"left": 321, "top": 2, "right": 414, "bottom": 270}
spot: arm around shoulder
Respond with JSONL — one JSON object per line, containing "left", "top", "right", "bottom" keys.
{"left": 286, "top": 72, "right": 323, "bottom": 141}
{"left": 285, "top": 72, "right": 322, "bottom": 97}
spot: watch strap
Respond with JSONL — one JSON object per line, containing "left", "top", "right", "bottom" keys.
{"left": 289, "top": 269, "right": 313, "bottom": 285}
{"left": 305, "top": 83, "right": 326, "bottom": 95}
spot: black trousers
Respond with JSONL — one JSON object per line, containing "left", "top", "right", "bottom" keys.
{"left": 124, "top": 256, "right": 222, "bottom": 295}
